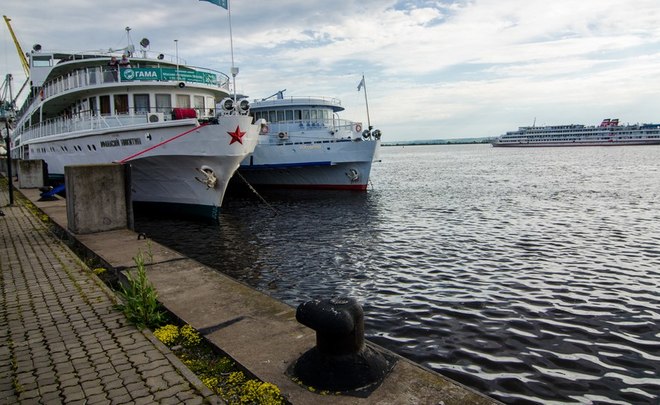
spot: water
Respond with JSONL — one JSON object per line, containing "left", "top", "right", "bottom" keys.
{"left": 135, "top": 144, "right": 660, "bottom": 404}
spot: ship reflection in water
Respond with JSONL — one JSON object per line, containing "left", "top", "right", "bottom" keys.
{"left": 135, "top": 144, "right": 660, "bottom": 404}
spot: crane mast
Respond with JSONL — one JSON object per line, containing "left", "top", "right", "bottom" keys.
{"left": 3, "top": 15, "right": 30, "bottom": 77}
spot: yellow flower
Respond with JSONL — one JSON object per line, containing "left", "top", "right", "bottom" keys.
{"left": 180, "top": 324, "right": 202, "bottom": 347}
{"left": 227, "top": 371, "right": 246, "bottom": 386}
{"left": 153, "top": 324, "right": 179, "bottom": 346}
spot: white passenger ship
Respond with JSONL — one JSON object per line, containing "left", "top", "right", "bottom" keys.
{"left": 235, "top": 91, "right": 381, "bottom": 190}
{"left": 492, "top": 118, "right": 660, "bottom": 147}
{"left": 9, "top": 35, "right": 261, "bottom": 220}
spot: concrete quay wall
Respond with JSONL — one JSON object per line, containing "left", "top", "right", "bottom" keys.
{"left": 17, "top": 184, "right": 501, "bottom": 405}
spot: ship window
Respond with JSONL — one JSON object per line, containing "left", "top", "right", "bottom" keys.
{"left": 277, "top": 111, "right": 285, "bottom": 122}
{"left": 156, "top": 94, "right": 172, "bottom": 114}
{"left": 176, "top": 94, "right": 190, "bottom": 108}
{"left": 310, "top": 110, "right": 318, "bottom": 120}
{"left": 31, "top": 55, "right": 52, "bottom": 67}
{"left": 268, "top": 111, "right": 277, "bottom": 123}
{"left": 114, "top": 94, "right": 129, "bottom": 114}
{"left": 90, "top": 97, "right": 98, "bottom": 116}
{"left": 100, "top": 95, "right": 111, "bottom": 115}
{"left": 206, "top": 97, "right": 215, "bottom": 115}
{"left": 193, "top": 95, "right": 204, "bottom": 115}
{"left": 285, "top": 110, "right": 293, "bottom": 121}
{"left": 302, "top": 110, "right": 310, "bottom": 121}
{"left": 134, "top": 94, "right": 150, "bottom": 114}
{"left": 294, "top": 110, "right": 302, "bottom": 120}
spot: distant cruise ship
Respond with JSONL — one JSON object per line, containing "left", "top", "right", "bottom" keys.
{"left": 492, "top": 119, "right": 660, "bottom": 147}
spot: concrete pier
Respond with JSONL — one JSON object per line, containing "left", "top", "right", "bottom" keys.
{"left": 65, "top": 164, "right": 133, "bottom": 234}
{"left": 17, "top": 159, "right": 47, "bottom": 189}
{"left": 2, "top": 177, "right": 502, "bottom": 405}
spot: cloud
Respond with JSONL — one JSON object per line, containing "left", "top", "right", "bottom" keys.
{"left": 3, "top": 0, "right": 660, "bottom": 140}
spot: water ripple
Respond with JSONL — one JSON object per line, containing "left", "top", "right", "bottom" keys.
{"left": 136, "top": 144, "right": 660, "bottom": 404}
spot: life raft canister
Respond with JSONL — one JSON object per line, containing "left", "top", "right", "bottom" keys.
{"left": 355, "top": 123, "right": 362, "bottom": 133}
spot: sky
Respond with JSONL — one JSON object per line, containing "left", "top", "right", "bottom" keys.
{"left": 2, "top": 0, "right": 660, "bottom": 141}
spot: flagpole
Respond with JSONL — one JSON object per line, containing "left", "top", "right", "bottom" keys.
{"left": 361, "top": 74, "right": 372, "bottom": 130}
{"left": 227, "top": 0, "right": 238, "bottom": 104}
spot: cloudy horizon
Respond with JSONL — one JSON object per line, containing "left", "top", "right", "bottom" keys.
{"left": 3, "top": 0, "right": 660, "bottom": 141}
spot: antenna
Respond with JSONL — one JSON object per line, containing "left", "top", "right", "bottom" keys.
{"left": 262, "top": 89, "right": 286, "bottom": 101}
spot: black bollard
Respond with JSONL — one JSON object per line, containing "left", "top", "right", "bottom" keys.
{"left": 296, "top": 297, "right": 364, "bottom": 356}
{"left": 291, "top": 297, "right": 394, "bottom": 395}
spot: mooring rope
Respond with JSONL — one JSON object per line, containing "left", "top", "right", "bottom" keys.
{"left": 234, "top": 171, "right": 278, "bottom": 215}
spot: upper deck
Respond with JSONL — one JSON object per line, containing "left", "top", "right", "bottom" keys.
{"left": 16, "top": 50, "right": 230, "bottom": 123}
{"left": 251, "top": 96, "right": 343, "bottom": 112}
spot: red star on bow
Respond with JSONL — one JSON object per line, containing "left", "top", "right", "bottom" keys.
{"left": 227, "top": 126, "right": 246, "bottom": 145}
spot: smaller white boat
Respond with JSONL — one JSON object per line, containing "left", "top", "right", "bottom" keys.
{"left": 492, "top": 118, "right": 660, "bottom": 147}
{"left": 235, "top": 91, "right": 381, "bottom": 190}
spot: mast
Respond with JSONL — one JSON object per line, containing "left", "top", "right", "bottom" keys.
{"left": 227, "top": 0, "right": 238, "bottom": 104}
{"left": 358, "top": 74, "right": 371, "bottom": 130}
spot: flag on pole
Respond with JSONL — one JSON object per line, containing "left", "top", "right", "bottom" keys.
{"left": 199, "top": 0, "right": 228, "bottom": 9}
{"left": 357, "top": 76, "right": 365, "bottom": 92}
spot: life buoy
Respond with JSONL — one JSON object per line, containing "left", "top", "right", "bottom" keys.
{"left": 260, "top": 124, "right": 269, "bottom": 135}
{"left": 355, "top": 123, "right": 362, "bottom": 133}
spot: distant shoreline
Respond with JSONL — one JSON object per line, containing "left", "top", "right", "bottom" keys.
{"left": 382, "top": 138, "right": 495, "bottom": 146}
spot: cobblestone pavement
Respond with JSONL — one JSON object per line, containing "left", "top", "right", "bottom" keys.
{"left": 0, "top": 184, "right": 219, "bottom": 404}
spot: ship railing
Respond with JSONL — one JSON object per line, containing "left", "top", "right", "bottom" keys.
{"left": 254, "top": 96, "right": 341, "bottom": 107}
{"left": 262, "top": 118, "right": 359, "bottom": 144}
{"left": 16, "top": 108, "right": 208, "bottom": 143}
{"left": 40, "top": 65, "right": 231, "bottom": 102}
{"left": 15, "top": 64, "right": 230, "bottom": 128}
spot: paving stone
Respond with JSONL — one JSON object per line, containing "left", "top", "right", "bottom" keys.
{"left": 0, "top": 191, "right": 210, "bottom": 405}
{"left": 106, "top": 386, "right": 130, "bottom": 402}
{"left": 96, "top": 366, "right": 117, "bottom": 379}
{"left": 159, "top": 395, "right": 184, "bottom": 405}
{"left": 178, "top": 394, "right": 205, "bottom": 405}
{"left": 82, "top": 380, "right": 105, "bottom": 397}
{"left": 36, "top": 374, "right": 58, "bottom": 387}
{"left": 137, "top": 358, "right": 169, "bottom": 373}
{"left": 145, "top": 375, "right": 169, "bottom": 393}
{"left": 132, "top": 395, "right": 156, "bottom": 405}
{"left": 102, "top": 378, "right": 125, "bottom": 391}
{"left": 38, "top": 382, "right": 60, "bottom": 395}
{"left": 18, "top": 388, "right": 40, "bottom": 401}
{"left": 78, "top": 368, "right": 99, "bottom": 383}
{"left": 40, "top": 391, "right": 63, "bottom": 404}
{"left": 128, "top": 386, "right": 152, "bottom": 401}
{"left": 86, "top": 392, "right": 111, "bottom": 405}
{"left": 62, "top": 385, "right": 86, "bottom": 402}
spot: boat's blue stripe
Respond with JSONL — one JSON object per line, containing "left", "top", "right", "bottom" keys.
{"left": 240, "top": 161, "right": 333, "bottom": 169}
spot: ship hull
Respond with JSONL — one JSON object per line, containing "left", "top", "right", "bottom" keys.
{"left": 27, "top": 115, "right": 258, "bottom": 220}
{"left": 237, "top": 138, "right": 379, "bottom": 190}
